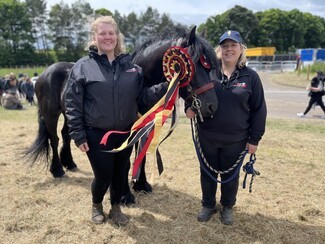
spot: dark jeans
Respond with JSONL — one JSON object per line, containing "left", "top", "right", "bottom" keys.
{"left": 198, "top": 134, "right": 247, "bottom": 208}
{"left": 86, "top": 127, "right": 132, "bottom": 205}
{"left": 304, "top": 96, "right": 325, "bottom": 114}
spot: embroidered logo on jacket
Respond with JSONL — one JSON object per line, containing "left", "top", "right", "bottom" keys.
{"left": 233, "top": 82, "right": 247, "bottom": 88}
{"left": 126, "top": 68, "right": 137, "bottom": 72}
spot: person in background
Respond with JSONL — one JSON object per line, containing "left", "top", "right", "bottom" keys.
{"left": 31, "top": 72, "right": 39, "bottom": 87}
{"left": 1, "top": 74, "right": 24, "bottom": 110}
{"left": 297, "top": 71, "right": 325, "bottom": 119}
{"left": 65, "top": 16, "right": 168, "bottom": 226}
{"left": 185, "top": 30, "right": 267, "bottom": 225}
{"left": 21, "top": 77, "right": 35, "bottom": 105}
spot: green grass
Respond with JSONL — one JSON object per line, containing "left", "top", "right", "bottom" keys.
{"left": 0, "top": 100, "right": 38, "bottom": 122}
{"left": 0, "top": 67, "right": 46, "bottom": 78}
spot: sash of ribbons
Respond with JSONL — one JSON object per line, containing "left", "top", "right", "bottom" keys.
{"left": 100, "top": 46, "right": 194, "bottom": 180}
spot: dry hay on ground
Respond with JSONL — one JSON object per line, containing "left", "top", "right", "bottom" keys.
{"left": 0, "top": 106, "right": 324, "bottom": 244}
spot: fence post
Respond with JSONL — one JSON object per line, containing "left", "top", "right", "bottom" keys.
{"left": 307, "top": 64, "right": 310, "bottom": 80}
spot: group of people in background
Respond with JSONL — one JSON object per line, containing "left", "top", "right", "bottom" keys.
{"left": 0, "top": 72, "right": 38, "bottom": 109}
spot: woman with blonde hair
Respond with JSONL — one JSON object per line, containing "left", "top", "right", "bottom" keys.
{"left": 185, "top": 30, "right": 267, "bottom": 225}
{"left": 65, "top": 16, "right": 168, "bottom": 226}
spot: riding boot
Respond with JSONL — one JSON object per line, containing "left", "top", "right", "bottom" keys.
{"left": 197, "top": 206, "right": 217, "bottom": 222}
{"left": 92, "top": 203, "right": 105, "bottom": 224}
{"left": 108, "top": 204, "right": 129, "bottom": 226}
{"left": 220, "top": 205, "right": 234, "bottom": 225}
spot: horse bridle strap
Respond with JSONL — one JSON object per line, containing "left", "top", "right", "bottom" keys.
{"left": 193, "top": 82, "right": 214, "bottom": 95}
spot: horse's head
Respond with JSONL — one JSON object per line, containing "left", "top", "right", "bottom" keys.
{"left": 176, "top": 26, "right": 218, "bottom": 120}
{"left": 132, "top": 26, "right": 218, "bottom": 120}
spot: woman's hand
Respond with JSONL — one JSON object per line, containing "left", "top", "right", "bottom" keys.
{"left": 246, "top": 143, "right": 257, "bottom": 154}
{"left": 185, "top": 107, "right": 196, "bottom": 119}
{"left": 78, "top": 142, "right": 89, "bottom": 152}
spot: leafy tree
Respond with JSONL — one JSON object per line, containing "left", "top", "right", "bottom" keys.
{"left": 95, "top": 8, "right": 113, "bottom": 17}
{"left": 0, "top": 0, "right": 35, "bottom": 66}
{"left": 201, "top": 5, "right": 259, "bottom": 48}
{"left": 303, "top": 13, "right": 325, "bottom": 48}
{"left": 47, "top": 0, "right": 93, "bottom": 62}
{"left": 25, "top": 0, "right": 53, "bottom": 64}
{"left": 138, "top": 7, "right": 161, "bottom": 43}
{"left": 258, "top": 9, "right": 290, "bottom": 52}
{"left": 123, "top": 12, "right": 141, "bottom": 50}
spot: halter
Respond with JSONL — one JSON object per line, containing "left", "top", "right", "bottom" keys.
{"left": 163, "top": 46, "right": 215, "bottom": 122}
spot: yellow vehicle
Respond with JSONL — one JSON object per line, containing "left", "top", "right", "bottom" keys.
{"left": 246, "top": 47, "right": 276, "bottom": 57}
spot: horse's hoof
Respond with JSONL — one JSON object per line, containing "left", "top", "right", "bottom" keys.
{"left": 121, "top": 192, "right": 136, "bottom": 206}
{"left": 67, "top": 166, "right": 78, "bottom": 172}
{"left": 51, "top": 168, "right": 65, "bottom": 178}
{"left": 132, "top": 181, "right": 152, "bottom": 193}
{"left": 65, "top": 162, "right": 78, "bottom": 171}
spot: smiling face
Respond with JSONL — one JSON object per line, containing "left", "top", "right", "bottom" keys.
{"left": 220, "top": 39, "right": 243, "bottom": 66}
{"left": 93, "top": 22, "right": 118, "bottom": 57}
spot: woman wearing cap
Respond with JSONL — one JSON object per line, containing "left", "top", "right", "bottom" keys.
{"left": 185, "top": 30, "right": 267, "bottom": 225}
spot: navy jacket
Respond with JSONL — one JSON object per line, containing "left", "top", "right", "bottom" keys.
{"left": 198, "top": 66, "right": 267, "bottom": 146}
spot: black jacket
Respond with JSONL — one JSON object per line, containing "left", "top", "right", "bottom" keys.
{"left": 198, "top": 66, "right": 267, "bottom": 145}
{"left": 309, "top": 76, "right": 324, "bottom": 97}
{"left": 65, "top": 49, "right": 168, "bottom": 147}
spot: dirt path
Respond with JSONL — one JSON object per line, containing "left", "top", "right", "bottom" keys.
{"left": 260, "top": 72, "right": 324, "bottom": 119}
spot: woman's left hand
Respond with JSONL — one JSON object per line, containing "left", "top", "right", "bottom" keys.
{"left": 246, "top": 143, "right": 257, "bottom": 154}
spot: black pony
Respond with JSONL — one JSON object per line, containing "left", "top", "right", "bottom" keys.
{"left": 124, "top": 26, "right": 219, "bottom": 195}
{"left": 24, "top": 26, "right": 219, "bottom": 188}
{"left": 25, "top": 62, "right": 77, "bottom": 177}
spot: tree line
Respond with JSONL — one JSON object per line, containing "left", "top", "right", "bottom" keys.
{"left": 1, "top": 0, "right": 324, "bottom": 67}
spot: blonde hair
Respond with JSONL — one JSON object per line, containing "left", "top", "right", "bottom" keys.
{"left": 215, "top": 43, "right": 247, "bottom": 69}
{"left": 87, "top": 16, "right": 126, "bottom": 56}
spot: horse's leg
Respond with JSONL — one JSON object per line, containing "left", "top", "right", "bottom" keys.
{"left": 45, "top": 113, "right": 65, "bottom": 178}
{"left": 60, "top": 116, "right": 77, "bottom": 171}
{"left": 132, "top": 156, "right": 153, "bottom": 193}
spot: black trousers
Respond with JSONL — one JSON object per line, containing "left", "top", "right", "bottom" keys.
{"left": 198, "top": 134, "right": 247, "bottom": 208}
{"left": 303, "top": 96, "right": 325, "bottom": 114}
{"left": 86, "top": 127, "right": 132, "bottom": 205}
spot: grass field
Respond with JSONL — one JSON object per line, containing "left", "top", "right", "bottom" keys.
{"left": 0, "top": 74, "right": 324, "bottom": 243}
{"left": 0, "top": 67, "right": 46, "bottom": 79}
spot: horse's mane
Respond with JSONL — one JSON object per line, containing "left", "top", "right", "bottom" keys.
{"left": 132, "top": 26, "right": 218, "bottom": 67}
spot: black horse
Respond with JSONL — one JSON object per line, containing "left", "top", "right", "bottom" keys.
{"left": 123, "top": 26, "right": 219, "bottom": 196}
{"left": 25, "top": 26, "right": 219, "bottom": 190}
{"left": 24, "top": 62, "right": 77, "bottom": 177}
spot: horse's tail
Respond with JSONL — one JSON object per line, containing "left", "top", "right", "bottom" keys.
{"left": 24, "top": 109, "right": 50, "bottom": 166}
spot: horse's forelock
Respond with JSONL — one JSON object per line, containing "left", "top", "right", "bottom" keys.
{"left": 187, "top": 35, "right": 217, "bottom": 67}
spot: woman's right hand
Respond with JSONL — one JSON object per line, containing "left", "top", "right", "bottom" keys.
{"left": 78, "top": 142, "right": 89, "bottom": 152}
{"left": 185, "top": 107, "right": 196, "bottom": 119}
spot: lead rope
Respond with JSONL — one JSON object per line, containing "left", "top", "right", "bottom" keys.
{"left": 190, "top": 117, "right": 247, "bottom": 184}
{"left": 242, "top": 153, "right": 260, "bottom": 193}
{"left": 191, "top": 116, "right": 260, "bottom": 191}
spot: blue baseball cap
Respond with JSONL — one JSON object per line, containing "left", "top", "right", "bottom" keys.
{"left": 219, "top": 30, "right": 243, "bottom": 44}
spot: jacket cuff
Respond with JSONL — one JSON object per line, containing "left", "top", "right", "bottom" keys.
{"left": 248, "top": 138, "right": 259, "bottom": 146}
{"left": 75, "top": 138, "right": 87, "bottom": 147}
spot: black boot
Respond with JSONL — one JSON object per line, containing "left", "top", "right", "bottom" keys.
{"left": 220, "top": 206, "right": 234, "bottom": 225}
{"left": 108, "top": 204, "right": 129, "bottom": 226}
{"left": 197, "top": 206, "right": 216, "bottom": 222}
{"left": 92, "top": 203, "right": 105, "bottom": 224}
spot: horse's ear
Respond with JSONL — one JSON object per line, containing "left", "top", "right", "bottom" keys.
{"left": 182, "top": 26, "right": 197, "bottom": 47}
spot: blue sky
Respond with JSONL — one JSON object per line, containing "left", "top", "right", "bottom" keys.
{"left": 47, "top": 0, "right": 325, "bottom": 26}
